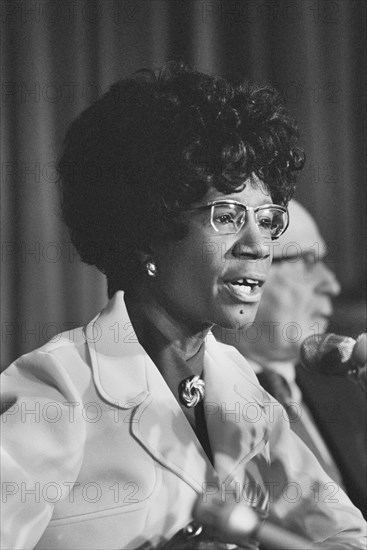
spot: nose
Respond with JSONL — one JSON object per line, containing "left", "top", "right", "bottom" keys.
{"left": 231, "top": 213, "right": 271, "bottom": 260}
{"left": 316, "top": 262, "right": 341, "bottom": 296}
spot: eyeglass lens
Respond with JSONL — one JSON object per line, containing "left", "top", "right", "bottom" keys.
{"left": 211, "top": 204, "right": 286, "bottom": 238}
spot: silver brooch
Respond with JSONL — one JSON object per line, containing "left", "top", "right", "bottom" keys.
{"left": 179, "top": 375, "right": 205, "bottom": 408}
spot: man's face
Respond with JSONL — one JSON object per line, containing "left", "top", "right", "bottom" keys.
{"left": 218, "top": 202, "right": 341, "bottom": 362}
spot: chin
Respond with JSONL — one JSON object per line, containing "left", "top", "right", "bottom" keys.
{"left": 214, "top": 304, "right": 259, "bottom": 330}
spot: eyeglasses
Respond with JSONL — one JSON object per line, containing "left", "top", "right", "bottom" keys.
{"left": 188, "top": 200, "right": 289, "bottom": 239}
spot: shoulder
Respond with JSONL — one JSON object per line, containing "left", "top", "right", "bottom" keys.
{"left": 1, "top": 325, "right": 90, "bottom": 402}
{"left": 40, "top": 325, "right": 86, "bottom": 351}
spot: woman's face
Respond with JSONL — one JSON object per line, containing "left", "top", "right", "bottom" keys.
{"left": 150, "top": 176, "right": 274, "bottom": 334}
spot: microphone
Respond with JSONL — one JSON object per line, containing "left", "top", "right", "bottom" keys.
{"left": 300, "top": 333, "right": 367, "bottom": 389}
{"left": 194, "top": 497, "right": 314, "bottom": 550}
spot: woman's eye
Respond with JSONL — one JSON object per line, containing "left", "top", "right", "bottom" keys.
{"left": 258, "top": 217, "right": 272, "bottom": 229}
{"left": 216, "top": 214, "right": 235, "bottom": 224}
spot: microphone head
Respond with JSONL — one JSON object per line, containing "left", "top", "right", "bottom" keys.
{"left": 300, "top": 333, "right": 356, "bottom": 376}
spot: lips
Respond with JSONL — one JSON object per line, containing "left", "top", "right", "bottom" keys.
{"left": 224, "top": 274, "right": 266, "bottom": 302}
{"left": 314, "top": 301, "right": 333, "bottom": 319}
{"left": 314, "top": 311, "right": 333, "bottom": 323}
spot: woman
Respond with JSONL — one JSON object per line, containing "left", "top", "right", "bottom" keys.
{"left": 1, "top": 63, "right": 365, "bottom": 549}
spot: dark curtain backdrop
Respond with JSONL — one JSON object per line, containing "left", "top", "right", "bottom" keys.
{"left": 2, "top": 0, "right": 366, "bottom": 367}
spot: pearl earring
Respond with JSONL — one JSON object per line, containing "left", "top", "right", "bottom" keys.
{"left": 146, "top": 261, "right": 158, "bottom": 277}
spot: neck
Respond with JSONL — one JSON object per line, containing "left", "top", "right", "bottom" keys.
{"left": 124, "top": 286, "right": 211, "bottom": 358}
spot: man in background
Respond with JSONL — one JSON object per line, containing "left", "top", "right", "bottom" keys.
{"left": 215, "top": 200, "right": 366, "bottom": 517}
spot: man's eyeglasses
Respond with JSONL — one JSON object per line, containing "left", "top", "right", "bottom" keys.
{"left": 188, "top": 200, "right": 289, "bottom": 239}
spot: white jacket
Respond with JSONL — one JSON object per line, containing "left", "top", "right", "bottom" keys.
{"left": 1, "top": 292, "right": 366, "bottom": 549}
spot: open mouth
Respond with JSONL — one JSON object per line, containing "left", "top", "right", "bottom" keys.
{"left": 226, "top": 277, "right": 264, "bottom": 299}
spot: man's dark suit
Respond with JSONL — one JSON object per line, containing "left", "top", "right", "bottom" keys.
{"left": 296, "top": 366, "right": 367, "bottom": 518}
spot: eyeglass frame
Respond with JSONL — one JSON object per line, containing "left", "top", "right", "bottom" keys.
{"left": 186, "top": 200, "right": 289, "bottom": 239}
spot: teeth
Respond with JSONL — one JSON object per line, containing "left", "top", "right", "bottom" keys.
{"left": 237, "top": 285, "right": 252, "bottom": 295}
{"left": 233, "top": 278, "right": 260, "bottom": 287}
{"left": 228, "top": 283, "right": 255, "bottom": 297}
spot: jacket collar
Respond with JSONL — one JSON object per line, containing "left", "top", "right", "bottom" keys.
{"left": 85, "top": 292, "right": 150, "bottom": 409}
{"left": 84, "top": 292, "right": 269, "bottom": 491}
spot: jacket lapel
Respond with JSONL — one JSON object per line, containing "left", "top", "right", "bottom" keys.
{"left": 131, "top": 356, "right": 218, "bottom": 493}
{"left": 84, "top": 292, "right": 269, "bottom": 495}
{"left": 204, "top": 335, "right": 270, "bottom": 488}
{"left": 85, "top": 292, "right": 217, "bottom": 493}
